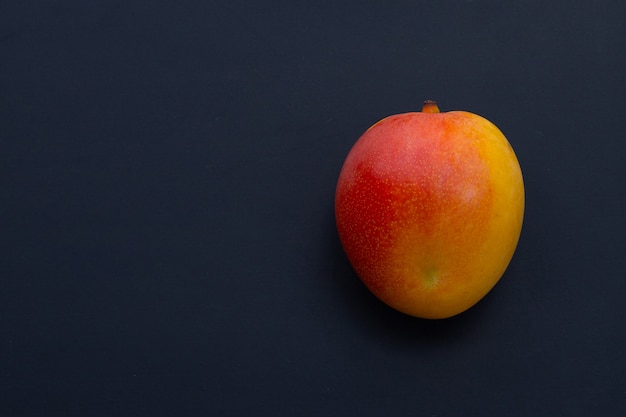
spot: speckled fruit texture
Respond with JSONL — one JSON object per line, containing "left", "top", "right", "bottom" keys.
{"left": 335, "top": 102, "right": 524, "bottom": 319}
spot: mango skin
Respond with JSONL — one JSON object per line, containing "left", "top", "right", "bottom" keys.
{"left": 335, "top": 109, "right": 524, "bottom": 319}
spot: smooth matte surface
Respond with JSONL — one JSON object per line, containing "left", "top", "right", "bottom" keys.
{"left": 2, "top": 1, "right": 626, "bottom": 415}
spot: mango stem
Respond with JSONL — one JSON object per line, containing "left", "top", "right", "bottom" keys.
{"left": 422, "top": 100, "right": 440, "bottom": 113}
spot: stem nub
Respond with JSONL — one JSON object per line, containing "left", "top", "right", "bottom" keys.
{"left": 422, "top": 100, "right": 440, "bottom": 113}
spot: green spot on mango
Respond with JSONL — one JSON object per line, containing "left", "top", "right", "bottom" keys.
{"left": 423, "top": 266, "right": 439, "bottom": 288}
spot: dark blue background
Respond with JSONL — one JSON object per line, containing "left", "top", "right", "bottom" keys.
{"left": 2, "top": 1, "right": 625, "bottom": 415}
